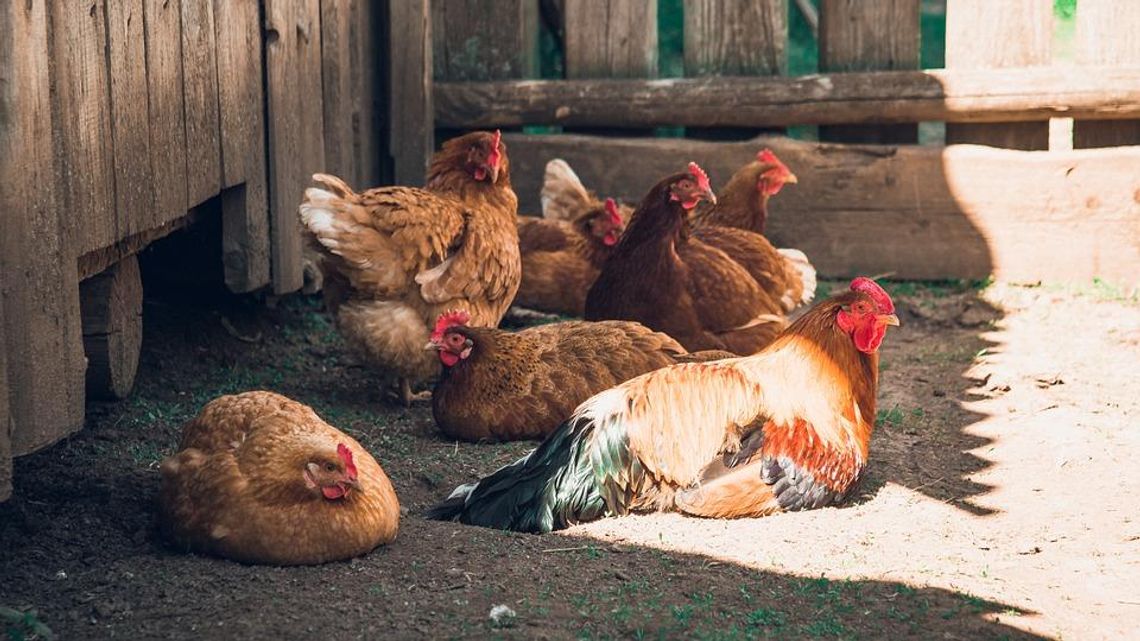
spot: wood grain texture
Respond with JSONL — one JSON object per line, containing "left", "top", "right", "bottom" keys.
{"left": 0, "top": 280, "right": 9, "bottom": 502}
{"left": 181, "top": 0, "right": 223, "bottom": 207}
{"left": 213, "top": 0, "right": 270, "bottom": 292}
{"left": 107, "top": 0, "right": 156, "bottom": 241}
{"left": 144, "top": 0, "right": 189, "bottom": 229}
{"left": 945, "top": 0, "right": 1052, "bottom": 149}
{"left": 504, "top": 133, "right": 1140, "bottom": 284}
{"left": 1073, "top": 0, "right": 1140, "bottom": 148}
{"left": 50, "top": 0, "right": 116, "bottom": 255}
{"left": 432, "top": 0, "right": 538, "bottom": 81}
{"left": 80, "top": 255, "right": 143, "bottom": 401}
{"left": 563, "top": 0, "right": 657, "bottom": 78}
{"left": 0, "top": 0, "right": 87, "bottom": 455}
{"left": 818, "top": 0, "right": 920, "bottom": 143}
{"left": 265, "top": 0, "right": 325, "bottom": 293}
{"left": 683, "top": 0, "right": 786, "bottom": 76}
{"left": 436, "top": 66, "right": 1140, "bottom": 128}
{"left": 388, "top": 0, "right": 432, "bottom": 185}
{"left": 353, "top": 0, "right": 384, "bottom": 186}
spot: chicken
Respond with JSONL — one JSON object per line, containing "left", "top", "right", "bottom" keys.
{"left": 426, "top": 278, "right": 899, "bottom": 533}
{"left": 692, "top": 149, "right": 797, "bottom": 235}
{"left": 427, "top": 310, "right": 729, "bottom": 442}
{"left": 299, "top": 130, "right": 521, "bottom": 405}
{"left": 515, "top": 197, "right": 626, "bottom": 316}
{"left": 584, "top": 162, "right": 790, "bottom": 355}
{"left": 159, "top": 392, "right": 400, "bottom": 564}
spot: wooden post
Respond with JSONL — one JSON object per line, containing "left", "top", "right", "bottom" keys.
{"left": 1074, "top": 1, "right": 1140, "bottom": 148}
{"left": 945, "top": 0, "right": 1052, "bottom": 149}
{"left": 181, "top": 0, "right": 224, "bottom": 207}
{"left": 819, "top": 0, "right": 920, "bottom": 144}
{"left": 684, "top": 0, "right": 787, "bottom": 140}
{"left": 389, "top": 0, "right": 433, "bottom": 185}
{"left": 80, "top": 256, "right": 144, "bottom": 401}
{"left": 0, "top": 0, "right": 87, "bottom": 455}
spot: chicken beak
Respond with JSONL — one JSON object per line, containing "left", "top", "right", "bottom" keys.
{"left": 704, "top": 190, "right": 718, "bottom": 206}
{"left": 881, "top": 314, "right": 900, "bottom": 327}
{"left": 424, "top": 341, "right": 439, "bottom": 351}
{"left": 784, "top": 173, "right": 799, "bottom": 185}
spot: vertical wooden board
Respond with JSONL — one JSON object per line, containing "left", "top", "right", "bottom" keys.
{"left": 388, "top": 0, "right": 432, "bottom": 185}
{"left": 107, "top": 0, "right": 155, "bottom": 241}
{"left": 213, "top": 0, "right": 270, "bottom": 291}
{"left": 945, "top": 0, "right": 1051, "bottom": 149}
{"left": 818, "top": 0, "right": 919, "bottom": 144}
{"left": 297, "top": 0, "right": 325, "bottom": 192}
{"left": 432, "top": 1, "right": 537, "bottom": 81}
{"left": 564, "top": 0, "right": 658, "bottom": 78}
{"left": 181, "top": 0, "right": 223, "bottom": 207}
{"left": 143, "top": 0, "right": 189, "bottom": 231}
{"left": 0, "top": 0, "right": 87, "bottom": 455}
{"left": 50, "top": 0, "right": 117, "bottom": 256}
{"left": 683, "top": 0, "right": 786, "bottom": 76}
{"left": 1073, "top": 1, "right": 1140, "bottom": 148}
{"left": 0, "top": 286, "right": 10, "bottom": 501}
{"left": 321, "top": 0, "right": 356, "bottom": 184}
{"left": 352, "top": 0, "right": 384, "bottom": 186}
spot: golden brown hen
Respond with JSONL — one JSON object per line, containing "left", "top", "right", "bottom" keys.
{"left": 299, "top": 131, "right": 521, "bottom": 404}
{"left": 426, "top": 310, "right": 728, "bottom": 442}
{"left": 159, "top": 392, "right": 399, "bottom": 565}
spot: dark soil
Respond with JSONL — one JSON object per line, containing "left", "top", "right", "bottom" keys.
{"left": 4, "top": 273, "right": 1136, "bottom": 640}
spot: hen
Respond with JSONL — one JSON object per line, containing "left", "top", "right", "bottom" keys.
{"left": 585, "top": 162, "right": 789, "bottom": 354}
{"left": 539, "top": 158, "right": 632, "bottom": 224}
{"left": 299, "top": 131, "right": 521, "bottom": 404}
{"left": 692, "top": 149, "right": 815, "bottom": 312}
{"left": 427, "top": 310, "right": 729, "bottom": 442}
{"left": 159, "top": 392, "right": 400, "bottom": 564}
{"left": 427, "top": 278, "right": 899, "bottom": 533}
{"left": 515, "top": 197, "right": 626, "bottom": 316}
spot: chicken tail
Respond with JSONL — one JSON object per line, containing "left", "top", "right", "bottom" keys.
{"left": 541, "top": 159, "right": 593, "bottom": 222}
{"left": 311, "top": 173, "right": 357, "bottom": 199}
{"left": 777, "top": 248, "right": 817, "bottom": 309}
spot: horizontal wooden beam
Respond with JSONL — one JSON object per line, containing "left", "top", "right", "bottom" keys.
{"left": 504, "top": 133, "right": 1140, "bottom": 284}
{"left": 437, "top": 66, "right": 1140, "bottom": 128}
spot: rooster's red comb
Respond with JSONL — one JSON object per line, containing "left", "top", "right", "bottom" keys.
{"left": 604, "top": 198, "right": 622, "bottom": 225}
{"left": 430, "top": 309, "right": 471, "bottom": 343}
{"left": 849, "top": 277, "right": 895, "bottom": 314}
{"left": 687, "top": 162, "right": 711, "bottom": 194}
{"left": 487, "top": 130, "right": 503, "bottom": 168}
{"left": 757, "top": 149, "right": 781, "bottom": 165}
{"left": 337, "top": 443, "right": 358, "bottom": 479}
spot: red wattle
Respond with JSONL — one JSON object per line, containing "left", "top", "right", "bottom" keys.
{"left": 440, "top": 351, "right": 461, "bottom": 367}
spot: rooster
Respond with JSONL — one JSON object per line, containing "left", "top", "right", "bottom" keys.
{"left": 693, "top": 149, "right": 815, "bottom": 312}
{"left": 585, "top": 162, "right": 789, "bottom": 354}
{"left": 427, "top": 278, "right": 898, "bottom": 532}
{"left": 427, "top": 310, "right": 729, "bottom": 442}
{"left": 159, "top": 392, "right": 400, "bottom": 564}
{"left": 515, "top": 197, "right": 626, "bottom": 316}
{"left": 299, "top": 130, "right": 521, "bottom": 405}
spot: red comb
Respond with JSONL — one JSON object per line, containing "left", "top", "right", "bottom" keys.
{"left": 850, "top": 277, "right": 895, "bottom": 314}
{"left": 487, "top": 130, "right": 502, "bottom": 168}
{"left": 757, "top": 149, "right": 780, "bottom": 165}
{"left": 430, "top": 309, "right": 471, "bottom": 343}
{"left": 687, "top": 162, "right": 711, "bottom": 194}
{"left": 604, "top": 198, "right": 622, "bottom": 225}
{"left": 337, "top": 443, "right": 358, "bottom": 480}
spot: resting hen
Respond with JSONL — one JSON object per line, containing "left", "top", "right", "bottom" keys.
{"left": 159, "top": 392, "right": 400, "bottom": 564}
{"left": 299, "top": 131, "right": 521, "bottom": 404}
{"left": 427, "top": 278, "right": 899, "bottom": 533}
{"left": 693, "top": 149, "right": 815, "bottom": 312}
{"left": 539, "top": 158, "right": 632, "bottom": 224}
{"left": 585, "top": 162, "right": 790, "bottom": 354}
{"left": 515, "top": 197, "right": 626, "bottom": 316}
{"left": 427, "top": 310, "right": 729, "bottom": 442}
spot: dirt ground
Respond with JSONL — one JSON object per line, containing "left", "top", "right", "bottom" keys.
{"left": 2, "top": 270, "right": 1137, "bottom": 640}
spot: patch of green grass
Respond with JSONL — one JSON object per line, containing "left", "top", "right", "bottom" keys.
{"left": 876, "top": 406, "right": 904, "bottom": 428}
{"left": 745, "top": 607, "right": 786, "bottom": 629}
{"left": 801, "top": 616, "right": 849, "bottom": 638}
{"left": 1, "top": 607, "right": 54, "bottom": 641}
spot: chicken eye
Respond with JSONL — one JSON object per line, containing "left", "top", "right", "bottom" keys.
{"left": 325, "top": 462, "right": 336, "bottom": 472}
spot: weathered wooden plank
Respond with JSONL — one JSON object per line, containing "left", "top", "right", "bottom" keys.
{"left": 388, "top": 0, "right": 432, "bottom": 185}
{"left": 143, "top": 0, "right": 189, "bottom": 230}
{"left": 435, "top": 67, "right": 1140, "bottom": 129}
{"left": 107, "top": 0, "right": 155, "bottom": 241}
{"left": 0, "top": 286, "right": 10, "bottom": 502}
{"left": 504, "top": 133, "right": 1140, "bottom": 284}
{"left": 80, "top": 255, "right": 143, "bottom": 401}
{"left": 1074, "top": 1, "right": 1140, "bottom": 148}
{"left": 683, "top": 0, "right": 786, "bottom": 76}
{"left": 818, "top": 0, "right": 920, "bottom": 144}
{"left": 321, "top": 0, "right": 357, "bottom": 184}
{"left": 213, "top": 0, "right": 270, "bottom": 292}
{"left": 181, "top": 0, "right": 223, "bottom": 207}
{"left": 945, "top": 0, "right": 1051, "bottom": 149}
{"left": 0, "top": 0, "right": 87, "bottom": 455}
{"left": 50, "top": 0, "right": 117, "bottom": 256}
{"left": 431, "top": 0, "right": 537, "bottom": 81}
{"left": 563, "top": 0, "right": 657, "bottom": 78}
{"left": 353, "top": 0, "right": 384, "bottom": 186}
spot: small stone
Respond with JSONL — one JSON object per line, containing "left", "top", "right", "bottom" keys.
{"left": 488, "top": 604, "right": 517, "bottom": 628}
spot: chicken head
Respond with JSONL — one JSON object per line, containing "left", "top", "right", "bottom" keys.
{"left": 303, "top": 442, "right": 361, "bottom": 500}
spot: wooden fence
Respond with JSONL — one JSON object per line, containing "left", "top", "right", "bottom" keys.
{"left": 392, "top": 0, "right": 1140, "bottom": 284}
{"left": 0, "top": 0, "right": 386, "bottom": 499}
